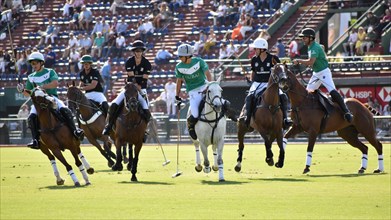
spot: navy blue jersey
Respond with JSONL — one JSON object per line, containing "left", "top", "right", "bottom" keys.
{"left": 251, "top": 53, "right": 280, "bottom": 83}
{"left": 79, "top": 68, "right": 104, "bottom": 93}
{"left": 125, "top": 56, "right": 152, "bottom": 89}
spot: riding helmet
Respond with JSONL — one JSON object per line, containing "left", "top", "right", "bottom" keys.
{"left": 299, "top": 28, "right": 316, "bottom": 38}
{"left": 175, "top": 44, "right": 194, "bottom": 57}
{"left": 80, "top": 55, "right": 94, "bottom": 63}
{"left": 28, "top": 52, "right": 45, "bottom": 63}
{"left": 130, "top": 40, "right": 146, "bottom": 51}
{"left": 250, "top": 38, "right": 268, "bottom": 50}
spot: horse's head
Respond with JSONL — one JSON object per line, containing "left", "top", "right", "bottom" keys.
{"left": 66, "top": 81, "right": 83, "bottom": 113}
{"left": 204, "top": 81, "right": 223, "bottom": 113}
{"left": 26, "top": 87, "right": 57, "bottom": 110}
{"left": 124, "top": 83, "right": 140, "bottom": 112}
{"left": 272, "top": 64, "right": 290, "bottom": 93}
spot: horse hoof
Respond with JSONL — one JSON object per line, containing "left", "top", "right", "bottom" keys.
{"left": 275, "top": 162, "right": 284, "bottom": 168}
{"left": 57, "top": 179, "right": 65, "bottom": 185}
{"left": 234, "top": 165, "right": 241, "bottom": 172}
{"left": 265, "top": 158, "right": 274, "bottom": 166}
{"left": 373, "top": 169, "right": 383, "bottom": 174}
{"left": 112, "top": 164, "right": 123, "bottom": 171}
{"left": 131, "top": 176, "right": 138, "bottom": 182}
{"left": 219, "top": 179, "right": 225, "bottom": 182}
{"left": 195, "top": 165, "right": 202, "bottom": 172}
{"left": 212, "top": 165, "right": 218, "bottom": 171}
{"left": 358, "top": 167, "right": 366, "bottom": 174}
{"left": 86, "top": 182, "right": 91, "bottom": 186}
{"left": 303, "top": 167, "right": 310, "bottom": 174}
{"left": 87, "top": 168, "right": 94, "bottom": 174}
{"left": 204, "top": 166, "right": 211, "bottom": 173}
{"left": 123, "top": 157, "right": 129, "bottom": 164}
{"left": 74, "top": 182, "right": 81, "bottom": 187}
{"left": 108, "top": 160, "right": 115, "bottom": 168}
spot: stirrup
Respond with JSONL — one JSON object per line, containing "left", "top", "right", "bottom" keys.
{"left": 27, "top": 139, "right": 40, "bottom": 150}
{"left": 344, "top": 112, "right": 353, "bottom": 123}
{"left": 74, "top": 129, "right": 84, "bottom": 140}
{"left": 102, "top": 126, "right": 111, "bottom": 136}
{"left": 283, "top": 118, "right": 293, "bottom": 130}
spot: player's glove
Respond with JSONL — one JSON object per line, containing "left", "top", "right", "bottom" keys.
{"left": 17, "top": 83, "right": 25, "bottom": 93}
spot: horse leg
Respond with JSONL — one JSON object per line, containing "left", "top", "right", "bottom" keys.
{"left": 262, "top": 134, "right": 274, "bottom": 166}
{"left": 302, "top": 131, "right": 318, "bottom": 174}
{"left": 52, "top": 148, "right": 80, "bottom": 186}
{"left": 337, "top": 126, "right": 370, "bottom": 174}
{"left": 112, "top": 140, "right": 123, "bottom": 171}
{"left": 70, "top": 148, "right": 92, "bottom": 185}
{"left": 90, "top": 137, "right": 114, "bottom": 168}
{"left": 200, "top": 143, "right": 211, "bottom": 173}
{"left": 216, "top": 139, "right": 225, "bottom": 182}
{"left": 212, "top": 148, "right": 218, "bottom": 171}
{"left": 130, "top": 143, "right": 142, "bottom": 182}
{"left": 194, "top": 140, "right": 202, "bottom": 172}
{"left": 354, "top": 123, "right": 384, "bottom": 173}
{"left": 235, "top": 121, "right": 247, "bottom": 172}
{"left": 275, "top": 130, "right": 286, "bottom": 168}
{"left": 127, "top": 144, "right": 134, "bottom": 171}
{"left": 78, "top": 151, "right": 94, "bottom": 174}
{"left": 41, "top": 144, "right": 64, "bottom": 185}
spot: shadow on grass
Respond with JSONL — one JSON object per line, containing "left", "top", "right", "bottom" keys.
{"left": 307, "top": 172, "right": 386, "bottom": 178}
{"left": 41, "top": 184, "right": 92, "bottom": 190}
{"left": 248, "top": 177, "right": 309, "bottom": 182}
{"left": 200, "top": 180, "right": 249, "bottom": 185}
{"left": 118, "top": 181, "right": 173, "bottom": 185}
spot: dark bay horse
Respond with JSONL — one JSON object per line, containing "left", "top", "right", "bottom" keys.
{"left": 26, "top": 87, "right": 94, "bottom": 186}
{"left": 67, "top": 82, "right": 116, "bottom": 167}
{"left": 235, "top": 65, "right": 286, "bottom": 172}
{"left": 111, "top": 82, "right": 147, "bottom": 182}
{"left": 275, "top": 64, "right": 384, "bottom": 174}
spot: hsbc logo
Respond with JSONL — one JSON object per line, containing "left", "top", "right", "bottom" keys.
{"left": 378, "top": 87, "right": 391, "bottom": 102}
{"left": 338, "top": 88, "right": 372, "bottom": 99}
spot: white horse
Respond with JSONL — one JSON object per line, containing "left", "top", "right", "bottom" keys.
{"left": 192, "top": 81, "right": 227, "bottom": 182}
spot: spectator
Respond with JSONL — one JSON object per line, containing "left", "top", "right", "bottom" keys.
{"left": 193, "top": 30, "right": 207, "bottom": 55}
{"left": 44, "top": 45, "right": 56, "bottom": 68}
{"left": 226, "top": 1, "right": 240, "bottom": 26}
{"left": 288, "top": 39, "right": 300, "bottom": 58}
{"left": 16, "top": 51, "right": 28, "bottom": 75}
{"left": 38, "top": 19, "right": 55, "bottom": 46}
{"left": 91, "top": 32, "right": 105, "bottom": 59}
{"left": 275, "top": 38, "right": 286, "bottom": 58}
{"left": 109, "top": 17, "right": 118, "bottom": 34}
{"left": 101, "top": 18, "right": 111, "bottom": 40}
{"left": 153, "top": 2, "right": 172, "bottom": 28}
{"left": 137, "top": 18, "right": 154, "bottom": 43}
{"left": 79, "top": 33, "right": 93, "bottom": 56}
{"left": 240, "top": 13, "right": 253, "bottom": 39}
{"left": 62, "top": 32, "right": 79, "bottom": 59}
{"left": 361, "top": 27, "right": 378, "bottom": 55}
{"left": 343, "top": 28, "right": 358, "bottom": 56}
{"left": 209, "top": 0, "right": 228, "bottom": 26}
{"left": 201, "top": 28, "right": 217, "bottom": 55}
{"left": 218, "top": 42, "right": 230, "bottom": 63}
{"left": 0, "top": 50, "right": 5, "bottom": 74}
{"left": 90, "top": 16, "right": 103, "bottom": 41}
{"left": 274, "top": 0, "right": 293, "bottom": 21}
{"left": 62, "top": 0, "right": 74, "bottom": 18}
{"left": 244, "top": 0, "right": 255, "bottom": 17}
{"left": 375, "top": 8, "right": 391, "bottom": 36}
{"left": 103, "top": 32, "right": 116, "bottom": 59}
{"left": 154, "top": 44, "right": 173, "bottom": 65}
{"left": 114, "top": 33, "right": 126, "bottom": 58}
{"left": 68, "top": 48, "right": 80, "bottom": 74}
{"left": 109, "top": 0, "right": 124, "bottom": 15}
{"left": 355, "top": 26, "right": 367, "bottom": 55}
{"left": 116, "top": 17, "right": 128, "bottom": 36}
{"left": 69, "top": 9, "right": 79, "bottom": 30}
{"left": 73, "top": 0, "right": 84, "bottom": 12}
{"left": 365, "top": 11, "right": 380, "bottom": 31}
{"left": 164, "top": 77, "right": 176, "bottom": 118}
{"left": 78, "top": 5, "right": 93, "bottom": 31}
{"left": 101, "top": 58, "right": 112, "bottom": 95}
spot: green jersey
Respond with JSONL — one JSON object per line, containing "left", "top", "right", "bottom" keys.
{"left": 308, "top": 41, "right": 328, "bottom": 72}
{"left": 26, "top": 68, "right": 59, "bottom": 97}
{"left": 175, "top": 57, "right": 209, "bottom": 92}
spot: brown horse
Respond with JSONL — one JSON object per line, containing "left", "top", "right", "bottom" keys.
{"left": 66, "top": 82, "right": 116, "bottom": 168}
{"left": 235, "top": 65, "right": 286, "bottom": 172}
{"left": 26, "top": 86, "right": 94, "bottom": 186}
{"left": 275, "top": 63, "right": 384, "bottom": 174}
{"left": 111, "top": 82, "right": 147, "bottom": 182}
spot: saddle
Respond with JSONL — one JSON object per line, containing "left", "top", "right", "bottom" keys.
{"left": 312, "top": 90, "right": 334, "bottom": 116}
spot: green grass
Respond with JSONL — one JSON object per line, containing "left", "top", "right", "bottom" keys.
{"left": 1, "top": 143, "right": 390, "bottom": 219}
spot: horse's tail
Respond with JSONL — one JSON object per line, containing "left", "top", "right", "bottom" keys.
{"left": 364, "top": 103, "right": 381, "bottom": 116}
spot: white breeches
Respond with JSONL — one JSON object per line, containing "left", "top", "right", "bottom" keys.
{"left": 306, "top": 68, "right": 336, "bottom": 92}
{"left": 85, "top": 91, "right": 107, "bottom": 104}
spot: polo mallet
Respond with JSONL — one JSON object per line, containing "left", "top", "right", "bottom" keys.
{"left": 150, "top": 118, "right": 170, "bottom": 166}
{"left": 172, "top": 101, "right": 183, "bottom": 178}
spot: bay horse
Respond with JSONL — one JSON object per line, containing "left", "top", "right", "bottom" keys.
{"left": 111, "top": 82, "right": 147, "bottom": 182}
{"left": 26, "top": 86, "right": 94, "bottom": 186}
{"left": 275, "top": 63, "right": 384, "bottom": 174}
{"left": 192, "top": 81, "right": 227, "bottom": 182}
{"left": 235, "top": 65, "right": 286, "bottom": 172}
{"left": 66, "top": 82, "right": 116, "bottom": 168}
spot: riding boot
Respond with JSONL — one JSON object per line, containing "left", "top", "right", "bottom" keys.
{"left": 101, "top": 101, "right": 109, "bottom": 118}
{"left": 142, "top": 108, "right": 152, "bottom": 123}
{"left": 60, "top": 108, "right": 84, "bottom": 140}
{"left": 223, "top": 100, "right": 237, "bottom": 122}
{"left": 187, "top": 115, "right": 199, "bottom": 140}
{"left": 279, "top": 93, "right": 293, "bottom": 129}
{"left": 27, "top": 114, "right": 40, "bottom": 150}
{"left": 102, "top": 103, "right": 120, "bottom": 135}
{"left": 244, "top": 94, "right": 254, "bottom": 127}
{"left": 330, "top": 90, "right": 353, "bottom": 123}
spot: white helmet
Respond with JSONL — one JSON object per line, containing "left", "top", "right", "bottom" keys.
{"left": 175, "top": 44, "right": 193, "bottom": 56}
{"left": 28, "top": 52, "right": 45, "bottom": 63}
{"left": 250, "top": 38, "right": 268, "bottom": 50}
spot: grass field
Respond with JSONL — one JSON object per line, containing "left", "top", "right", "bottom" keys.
{"left": 0, "top": 142, "right": 390, "bottom": 219}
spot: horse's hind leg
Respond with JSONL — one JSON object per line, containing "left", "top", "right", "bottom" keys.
{"left": 130, "top": 143, "right": 142, "bottom": 182}
{"left": 41, "top": 144, "right": 64, "bottom": 185}
{"left": 338, "top": 126, "right": 374, "bottom": 174}
{"left": 200, "top": 143, "right": 211, "bottom": 173}
{"left": 71, "top": 148, "right": 92, "bottom": 185}
{"left": 194, "top": 141, "right": 202, "bottom": 172}
{"left": 112, "top": 141, "right": 123, "bottom": 171}
{"left": 52, "top": 148, "right": 80, "bottom": 186}
{"left": 75, "top": 147, "right": 94, "bottom": 174}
